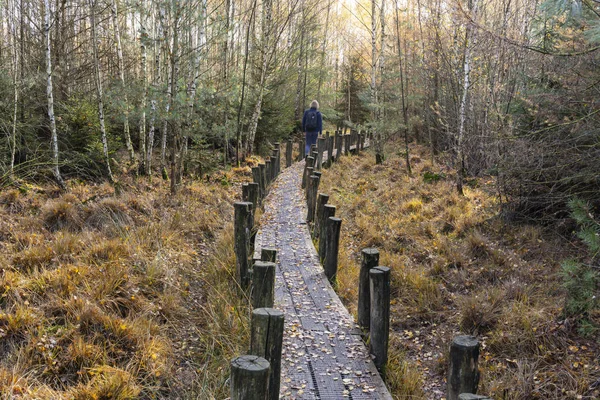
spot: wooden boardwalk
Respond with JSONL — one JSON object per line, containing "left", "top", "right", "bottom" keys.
{"left": 254, "top": 160, "right": 392, "bottom": 399}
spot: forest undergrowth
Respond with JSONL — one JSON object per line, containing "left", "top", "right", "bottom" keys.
{"left": 319, "top": 144, "right": 600, "bottom": 400}
{"left": 0, "top": 162, "right": 258, "bottom": 399}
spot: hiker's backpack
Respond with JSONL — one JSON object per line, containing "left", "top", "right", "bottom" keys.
{"left": 305, "top": 110, "right": 318, "bottom": 131}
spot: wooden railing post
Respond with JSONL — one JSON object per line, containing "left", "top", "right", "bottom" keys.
{"left": 250, "top": 308, "right": 284, "bottom": 400}
{"left": 313, "top": 193, "right": 329, "bottom": 239}
{"left": 318, "top": 204, "right": 336, "bottom": 262}
{"left": 286, "top": 140, "right": 293, "bottom": 167}
{"left": 230, "top": 355, "right": 270, "bottom": 400}
{"left": 335, "top": 131, "right": 342, "bottom": 159}
{"left": 358, "top": 248, "right": 380, "bottom": 330}
{"left": 447, "top": 336, "right": 480, "bottom": 400}
{"left": 299, "top": 138, "right": 305, "bottom": 160}
{"left": 316, "top": 136, "right": 326, "bottom": 170}
{"left": 259, "top": 163, "right": 267, "bottom": 194}
{"left": 252, "top": 261, "right": 276, "bottom": 309}
{"left": 242, "top": 183, "right": 259, "bottom": 213}
{"left": 265, "top": 159, "right": 272, "bottom": 186}
{"left": 344, "top": 134, "right": 350, "bottom": 156}
{"left": 304, "top": 167, "right": 314, "bottom": 203}
{"left": 369, "top": 266, "right": 390, "bottom": 377}
{"left": 252, "top": 167, "right": 263, "bottom": 201}
{"left": 324, "top": 217, "right": 342, "bottom": 284}
{"left": 234, "top": 202, "right": 253, "bottom": 289}
{"left": 270, "top": 155, "right": 277, "bottom": 181}
{"left": 260, "top": 248, "right": 277, "bottom": 263}
{"left": 306, "top": 175, "right": 320, "bottom": 223}
{"left": 327, "top": 134, "right": 334, "bottom": 167}
{"left": 302, "top": 156, "right": 314, "bottom": 189}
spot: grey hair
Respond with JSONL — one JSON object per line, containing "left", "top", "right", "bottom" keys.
{"left": 310, "top": 100, "right": 319, "bottom": 109}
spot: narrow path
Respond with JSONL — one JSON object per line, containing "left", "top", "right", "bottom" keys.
{"left": 255, "top": 161, "right": 392, "bottom": 399}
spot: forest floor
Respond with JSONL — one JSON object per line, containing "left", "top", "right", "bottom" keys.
{"left": 318, "top": 144, "right": 600, "bottom": 400}
{"left": 0, "top": 162, "right": 258, "bottom": 399}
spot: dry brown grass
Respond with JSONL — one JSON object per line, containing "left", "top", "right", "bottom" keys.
{"left": 0, "top": 161, "right": 257, "bottom": 398}
{"left": 319, "top": 144, "right": 600, "bottom": 399}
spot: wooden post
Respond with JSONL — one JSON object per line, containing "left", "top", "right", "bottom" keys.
{"left": 302, "top": 157, "right": 314, "bottom": 189}
{"left": 286, "top": 140, "right": 293, "bottom": 167}
{"left": 344, "top": 135, "right": 350, "bottom": 156}
{"left": 356, "top": 133, "right": 361, "bottom": 155}
{"left": 335, "top": 132, "right": 342, "bottom": 159}
{"left": 251, "top": 261, "right": 276, "bottom": 309}
{"left": 313, "top": 193, "right": 329, "bottom": 239}
{"left": 234, "top": 202, "right": 253, "bottom": 289}
{"left": 304, "top": 167, "right": 314, "bottom": 203}
{"left": 259, "top": 163, "right": 267, "bottom": 195}
{"left": 273, "top": 142, "right": 280, "bottom": 175}
{"left": 230, "top": 355, "right": 270, "bottom": 400}
{"left": 369, "top": 266, "right": 390, "bottom": 377}
{"left": 265, "top": 160, "right": 272, "bottom": 186}
{"left": 318, "top": 204, "right": 336, "bottom": 262}
{"left": 306, "top": 175, "right": 320, "bottom": 223}
{"left": 358, "top": 248, "right": 380, "bottom": 330}
{"left": 243, "top": 183, "right": 260, "bottom": 213}
{"left": 250, "top": 308, "right": 284, "bottom": 400}
{"left": 324, "top": 217, "right": 342, "bottom": 284}
{"left": 260, "top": 248, "right": 277, "bottom": 263}
{"left": 300, "top": 138, "right": 306, "bottom": 160}
{"left": 327, "top": 135, "right": 334, "bottom": 167}
{"left": 447, "top": 336, "right": 480, "bottom": 400}
{"left": 252, "top": 167, "right": 263, "bottom": 201}
{"left": 316, "top": 136, "right": 326, "bottom": 170}
{"left": 270, "top": 155, "right": 277, "bottom": 180}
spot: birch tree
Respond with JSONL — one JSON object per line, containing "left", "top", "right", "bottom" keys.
{"left": 111, "top": 0, "right": 134, "bottom": 163}
{"left": 89, "top": 0, "right": 114, "bottom": 183}
{"left": 139, "top": 0, "right": 148, "bottom": 173}
{"left": 44, "top": 0, "right": 66, "bottom": 189}
{"left": 456, "top": 0, "right": 478, "bottom": 196}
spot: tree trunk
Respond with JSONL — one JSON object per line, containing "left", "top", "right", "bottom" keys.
{"left": 169, "top": 3, "right": 181, "bottom": 194}
{"left": 456, "top": 0, "right": 478, "bottom": 196}
{"left": 44, "top": 0, "right": 66, "bottom": 190}
{"left": 395, "top": 0, "right": 411, "bottom": 174}
{"left": 139, "top": 0, "right": 148, "bottom": 173}
{"left": 10, "top": 0, "right": 18, "bottom": 179}
{"left": 110, "top": 0, "right": 134, "bottom": 163}
{"left": 90, "top": 0, "right": 115, "bottom": 183}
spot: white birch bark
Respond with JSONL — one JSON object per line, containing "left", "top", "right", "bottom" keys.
{"left": 44, "top": 0, "right": 66, "bottom": 189}
{"left": 146, "top": 6, "right": 159, "bottom": 176}
{"left": 245, "top": 0, "right": 272, "bottom": 155}
{"left": 159, "top": 5, "right": 170, "bottom": 176}
{"left": 456, "top": 0, "right": 478, "bottom": 195}
{"left": 10, "top": 0, "right": 18, "bottom": 178}
{"left": 139, "top": 0, "right": 148, "bottom": 171}
{"left": 110, "top": 0, "right": 134, "bottom": 163}
{"left": 89, "top": 0, "right": 114, "bottom": 183}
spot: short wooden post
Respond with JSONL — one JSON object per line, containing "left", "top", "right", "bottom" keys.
{"left": 369, "top": 266, "right": 390, "bottom": 377}
{"left": 251, "top": 261, "right": 276, "bottom": 309}
{"left": 313, "top": 193, "right": 329, "bottom": 239}
{"left": 270, "top": 155, "right": 277, "bottom": 180}
{"left": 356, "top": 133, "right": 361, "bottom": 155}
{"left": 301, "top": 156, "right": 314, "bottom": 189}
{"left": 230, "top": 355, "right": 270, "bottom": 400}
{"left": 259, "top": 163, "right": 267, "bottom": 195}
{"left": 250, "top": 308, "right": 284, "bottom": 400}
{"left": 243, "top": 183, "right": 260, "bottom": 213}
{"left": 316, "top": 136, "right": 326, "bottom": 170}
{"left": 323, "top": 217, "right": 342, "bottom": 283}
{"left": 458, "top": 395, "right": 491, "bottom": 400}
{"left": 304, "top": 167, "right": 314, "bottom": 203}
{"left": 286, "top": 140, "right": 293, "bottom": 167}
{"left": 252, "top": 167, "right": 263, "bottom": 201}
{"left": 265, "top": 159, "right": 272, "bottom": 186}
{"left": 447, "top": 336, "right": 480, "bottom": 400}
{"left": 260, "top": 248, "right": 277, "bottom": 263}
{"left": 358, "top": 248, "right": 380, "bottom": 330}
{"left": 306, "top": 175, "right": 320, "bottom": 223}
{"left": 344, "top": 135, "right": 350, "bottom": 156}
{"left": 300, "top": 138, "right": 306, "bottom": 160}
{"left": 327, "top": 135, "right": 334, "bottom": 166}
{"left": 234, "top": 202, "right": 253, "bottom": 289}
{"left": 318, "top": 204, "right": 336, "bottom": 262}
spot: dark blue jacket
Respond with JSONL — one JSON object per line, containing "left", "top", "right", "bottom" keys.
{"left": 302, "top": 107, "right": 322, "bottom": 134}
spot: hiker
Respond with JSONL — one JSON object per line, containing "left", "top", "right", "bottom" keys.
{"left": 302, "top": 100, "right": 322, "bottom": 156}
